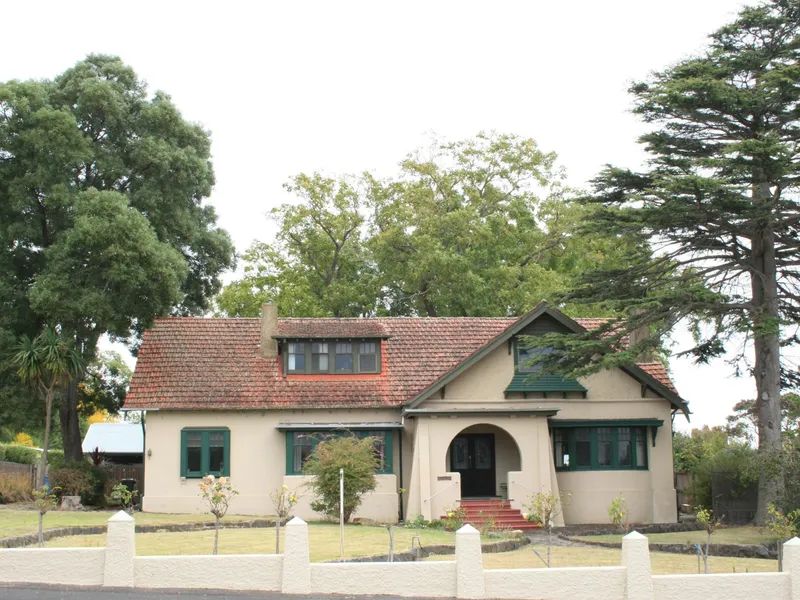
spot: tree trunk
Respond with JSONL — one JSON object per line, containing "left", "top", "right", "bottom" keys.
{"left": 276, "top": 518, "right": 281, "bottom": 554}
{"left": 39, "top": 392, "right": 52, "bottom": 489}
{"left": 704, "top": 532, "right": 710, "bottom": 574}
{"left": 38, "top": 512, "right": 44, "bottom": 548}
{"left": 59, "top": 378, "right": 83, "bottom": 463}
{"left": 751, "top": 181, "right": 784, "bottom": 524}
{"left": 213, "top": 515, "right": 220, "bottom": 555}
{"left": 547, "top": 527, "right": 552, "bottom": 568}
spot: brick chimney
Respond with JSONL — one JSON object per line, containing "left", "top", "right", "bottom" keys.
{"left": 260, "top": 302, "right": 278, "bottom": 358}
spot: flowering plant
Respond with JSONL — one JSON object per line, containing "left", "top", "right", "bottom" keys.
{"left": 199, "top": 475, "right": 238, "bottom": 554}
{"left": 271, "top": 484, "right": 300, "bottom": 553}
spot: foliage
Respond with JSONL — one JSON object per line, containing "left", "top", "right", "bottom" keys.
{"left": 0, "top": 54, "right": 234, "bottom": 461}
{"left": 12, "top": 433, "right": 33, "bottom": 447}
{"left": 441, "top": 505, "right": 467, "bottom": 531}
{"left": 0, "top": 443, "right": 39, "bottom": 465}
{"left": 696, "top": 507, "right": 724, "bottom": 574}
{"left": 199, "top": 474, "right": 238, "bottom": 555}
{"left": 728, "top": 394, "right": 800, "bottom": 443}
{"left": 766, "top": 503, "right": 800, "bottom": 570}
{"left": 270, "top": 484, "right": 300, "bottom": 553}
{"left": 0, "top": 473, "right": 33, "bottom": 504}
{"left": 49, "top": 464, "right": 106, "bottom": 505}
{"left": 303, "top": 435, "right": 378, "bottom": 522}
{"left": 525, "top": 491, "right": 568, "bottom": 567}
{"left": 108, "top": 482, "right": 138, "bottom": 514}
{"left": 78, "top": 351, "right": 133, "bottom": 419}
{"left": 31, "top": 486, "right": 59, "bottom": 548}
{"left": 608, "top": 494, "right": 629, "bottom": 533}
{"left": 11, "top": 326, "right": 83, "bottom": 486}
{"left": 217, "top": 132, "right": 636, "bottom": 319}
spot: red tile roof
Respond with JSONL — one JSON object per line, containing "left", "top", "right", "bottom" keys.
{"left": 124, "top": 316, "right": 678, "bottom": 410}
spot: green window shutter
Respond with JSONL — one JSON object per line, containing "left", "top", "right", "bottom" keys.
{"left": 180, "top": 429, "right": 188, "bottom": 477}
{"left": 383, "top": 431, "right": 393, "bottom": 475}
{"left": 286, "top": 432, "right": 295, "bottom": 475}
{"left": 223, "top": 429, "right": 231, "bottom": 477}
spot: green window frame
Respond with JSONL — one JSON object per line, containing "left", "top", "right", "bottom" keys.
{"left": 180, "top": 428, "right": 231, "bottom": 478}
{"left": 285, "top": 430, "right": 393, "bottom": 475}
{"left": 282, "top": 339, "right": 382, "bottom": 375}
{"left": 553, "top": 426, "right": 648, "bottom": 471}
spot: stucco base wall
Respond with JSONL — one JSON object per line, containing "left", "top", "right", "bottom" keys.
{"left": 652, "top": 573, "right": 790, "bottom": 600}
{"left": 142, "top": 493, "right": 268, "bottom": 516}
{"left": 134, "top": 555, "right": 283, "bottom": 590}
{"left": 284, "top": 474, "right": 399, "bottom": 523}
{"left": 310, "top": 562, "right": 458, "bottom": 597}
{"left": 484, "top": 566, "right": 626, "bottom": 600}
{"left": 0, "top": 548, "right": 105, "bottom": 585}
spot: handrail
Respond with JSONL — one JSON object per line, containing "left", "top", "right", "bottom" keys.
{"left": 422, "top": 480, "right": 458, "bottom": 505}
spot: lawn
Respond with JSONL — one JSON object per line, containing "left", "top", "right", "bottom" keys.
{"left": 0, "top": 507, "right": 262, "bottom": 539}
{"left": 426, "top": 544, "right": 779, "bottom": 574}
{"left": 32, "top": 522, "right": 463, "bottom": 562}
{"left": 573, "top": 526, "right": 778, "bottom": 547}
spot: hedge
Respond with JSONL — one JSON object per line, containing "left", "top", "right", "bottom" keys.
{"left": 0, "top": 444, "right": 64, "bottom": 467}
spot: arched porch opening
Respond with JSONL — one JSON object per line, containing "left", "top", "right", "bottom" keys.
{"left": 444, "top": 424, "right": 522, "bottom": 499}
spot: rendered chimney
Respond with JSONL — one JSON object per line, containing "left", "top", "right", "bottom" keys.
{"left": 260, "top": 302, "right": 278, "bottom": 358}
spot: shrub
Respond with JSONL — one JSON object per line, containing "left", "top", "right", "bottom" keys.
{"left": 608, "top": 494, "right": 629, "bottom": 532}
{"left": 50, "top": 464, "right": 107, "bottom": 505}
{"left": 303, "top": 435, "right": 378, "bottom": 522}
{"left": 0, "top": 443, "right": 40, "bottom": 465}
{"left": 199, "top": 475, "right": 238, "bottom": 555}
{"left": 442, "top": 505, "right": 467, "bottom": 531}
{"left": 0, "top": 473, "right": 33, "bottom": 504}
{"left": 13, "top": 433, "right": 34, "bottom": 447}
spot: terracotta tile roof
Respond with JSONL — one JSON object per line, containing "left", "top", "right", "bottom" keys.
{"left": 124, "top": 316, "right": 679, "bottom": 410}
{"left": 636, "top": 362, "right": 678, "bottom": 393}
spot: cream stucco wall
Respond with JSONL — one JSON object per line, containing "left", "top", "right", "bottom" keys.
{"left": 142, "top": 408, "right": 402, "bottom": 520}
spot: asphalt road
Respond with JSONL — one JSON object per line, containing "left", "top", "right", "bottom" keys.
{"left": 0, "top": 585, "right": 449, "bottom": 600}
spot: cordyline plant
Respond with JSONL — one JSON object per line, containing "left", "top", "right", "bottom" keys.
{"left": 270, "top": 484, "right": 299, "bottom": 553}
{"left": 199, "top": 475, "right": 238, "bottom": 555}
{"left": 32, "top": 486, "right": 59, "bottom": 548}
{"left": 303, "top": 435, "right": 378, "bottom": 522}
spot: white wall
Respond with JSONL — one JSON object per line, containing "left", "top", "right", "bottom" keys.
{"left": 0, "top": 548, "right": 106, "bottom": 585}
{"left": 311, "top": 562, "right": 458, "bottom": 597}
{"left": 484, "top": 566, "right": 626, "bottom": 600}
{"left": 134, "top": 555, "right": 283, "bottom": 590}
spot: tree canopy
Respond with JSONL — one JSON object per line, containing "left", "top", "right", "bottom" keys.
{"left": 217, "top": 133, "right": 639, "bottom": 318}
{"left": 0, "top": 55, "right": 234, "bottom": 458}
{"left": 524, "top": 0, "right": 800, "bottom": 522}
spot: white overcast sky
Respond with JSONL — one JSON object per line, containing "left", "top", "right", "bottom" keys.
{"left": 4, "top": 0, "right": 764, "bottom": 431}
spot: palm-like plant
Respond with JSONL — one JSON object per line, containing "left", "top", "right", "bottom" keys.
{"left": 12, "top": 327, "right": 83, "bottom": 487}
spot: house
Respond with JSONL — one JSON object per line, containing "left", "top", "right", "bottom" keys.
{"left": 123, "top": 302, "right": 689, "bottom": 525}
{"left": 82, "top": 423, "right": 144, "bottom": 465}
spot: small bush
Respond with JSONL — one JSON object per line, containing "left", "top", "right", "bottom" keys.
{"left": 442, "top": 505, "right": 467, "bottom": 531}
{"left": 13, "top": 433, "right": 34, "bottom": 447}
{"left": 0, "top": 473, "right": 33, "bottom": 503}
{"left": 50, "top": 464, "right": 107, "bottom": 505}
{"left": 0, "top": 443, "right": 40, "bottom": 465}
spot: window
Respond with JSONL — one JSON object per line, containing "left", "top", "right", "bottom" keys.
{"left": 517, "top": 343, "right": 553, "bottom": 372}
{"left": 288, "top": 343, "right": 306, "bottom": 372}
{"left": 311, "top": 343, "right": 329, "bottom": 373}
{"left": 552, "top": 426, "right": 648, "bottom": 471}
{"left": 180, "top": 429, "right": 230, "bottom": 478}
{"left": 283, "top": 339, "right": 381, "bottom": 374}
{"left": 285, "top": 429, "right": 393, "bottom": 475}
{"left": 359, "top": 342, "right": 378, "bottom": 372}
{"left": 335, "top": 343, "right": 353, "bottom": 372}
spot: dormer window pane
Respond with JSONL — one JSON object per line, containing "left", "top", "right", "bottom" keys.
{"left": 335, "top": 343, "right": 353, "bottom": 371}
{"left": 359, "top": 342, "right": 377, "bottom": 372}
{"left": 312, "top": 343, "right": 329, "bottom": 372}
{"left": 288, "top": 343, "right": 306, "bottom": 371}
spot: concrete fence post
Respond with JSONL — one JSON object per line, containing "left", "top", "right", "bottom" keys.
{"left": 784, "top": 537, "right": 800, "bottom": 600}
{"left": 103, "top": 511, "right": 136, "bottom": 587}
{"left": 456, "top": 524, "right": 485, "bottom": 599}
{"left": 622, "top": 531, "right": 654, "bottom": 600}
{"left": 281, "top": 516, "right": 311, "bottom": 594}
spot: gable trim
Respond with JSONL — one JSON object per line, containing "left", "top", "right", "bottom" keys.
{"left": 405, "top": 302, "right": 690, "bottom": 417}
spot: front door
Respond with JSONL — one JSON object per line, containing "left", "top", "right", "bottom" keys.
{"left": 449, "top": 434, "right": 495, "bottom": 497}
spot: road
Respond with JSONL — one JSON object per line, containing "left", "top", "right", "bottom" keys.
{"left": 0, "top": 586, "right": 448, "bottom": 600}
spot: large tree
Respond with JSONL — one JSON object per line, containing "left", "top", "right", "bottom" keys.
{"left": 526, "top": 0, "right": 800, "bottom": 522}
{"left": 0, "top": 55, "right": 234, "bottom": 459}
{"left": 218, "top": 133, "right": 638, "bottom": 318}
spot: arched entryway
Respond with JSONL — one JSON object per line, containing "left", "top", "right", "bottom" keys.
{"left": 445, "top": 424, "right": 521, "bottom": 498}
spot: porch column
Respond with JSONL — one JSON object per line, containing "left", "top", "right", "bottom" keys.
{"left": 406, "top": 418, "right": 433, "bottom": 521}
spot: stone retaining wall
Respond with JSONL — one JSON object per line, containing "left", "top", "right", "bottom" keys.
{"left": 328, "top": 536, "right": 529, "bottom": 563}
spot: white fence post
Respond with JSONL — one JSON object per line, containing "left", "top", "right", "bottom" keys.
{"left": 622, "top": 531, "right": 654, "bottom": 600}
{"left": 103, "top": 511, "right": 136, "bottom": 587}
{"left": 281, "top": 516, "right": 311, "bottom": 594}
{"left": 785, "top": 537, "right": 800, "bottom": 600}
{"left": 456, "top": 524, "right": 485, "bottom": 599}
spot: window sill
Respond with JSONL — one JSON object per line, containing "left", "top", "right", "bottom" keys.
{"left": 555, "top": 467, "right": 649, "bottom": 472}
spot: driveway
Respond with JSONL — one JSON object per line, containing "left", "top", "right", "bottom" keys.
{"left": 0, "top": 586, "right": 449, "bottom": 600}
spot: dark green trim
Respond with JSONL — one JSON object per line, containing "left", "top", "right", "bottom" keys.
{"left": 285, "top": 429, "right": 394, "bottom": 475}
{"left": 276, "top": 422, "right": 404, "bottom": 431}
{"left": 405, "top": 302, "right": 690, "bottom": 417}
{"left": 553, "top": 425, "right": 648, "bottom": 472}
{"left": 508, "top": 339, "right": 587, "bottom": 393}
{"left": 282, "top": 339, "right": 382, "bottom": 375}
{"left": 180, "top": 428, "right": 230, "bottom": 479}
{"left": 549, "top": 419, "right": 664, "bottom": 428}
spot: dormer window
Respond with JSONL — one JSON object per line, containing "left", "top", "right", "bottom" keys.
{"left": 517, "top": 341, "right": 553, "bottom": 372}
{"left": 282, "top": 339, "right": 382, "bottom": 374}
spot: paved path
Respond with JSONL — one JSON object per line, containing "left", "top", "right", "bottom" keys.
{"left": 0, "top": 585, "right": 448, "bottom": 600}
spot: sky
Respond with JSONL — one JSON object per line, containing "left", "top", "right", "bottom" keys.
{"left": 3, "top": 0, "right": 760, "bottom": 431}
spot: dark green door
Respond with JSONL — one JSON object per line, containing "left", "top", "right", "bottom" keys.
{"left": 449, "top": 434, "right": 495, "bottom": 497}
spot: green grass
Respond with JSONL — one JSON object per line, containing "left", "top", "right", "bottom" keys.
{"left": 36, "top": 522, "right": 460, "bottom": 562}
{"left": 0, "top": 507, "right": 261, "bottom": 539}
{"left": 426, "top": 545, "right": 778, "bottom": 574}
{"left": 574, "top": 526, "right": 778, "bottom": 547}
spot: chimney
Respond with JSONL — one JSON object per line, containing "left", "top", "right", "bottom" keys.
{"left": 260, "top": 302, "right": 278, "bottom": 358}
{"left": 628, "top": 308, "right": 655, "bottom": 363}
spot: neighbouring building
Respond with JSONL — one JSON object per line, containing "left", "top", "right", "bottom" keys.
{"left": 123, "top": 302, "right": 689, "bottom": 525}
{"left": 82, "top": 422, "right": 144, "bottom": 465}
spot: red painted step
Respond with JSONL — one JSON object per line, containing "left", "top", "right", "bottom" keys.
{"left": 441, "top": 499, "right": 540, "bottom": 531}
